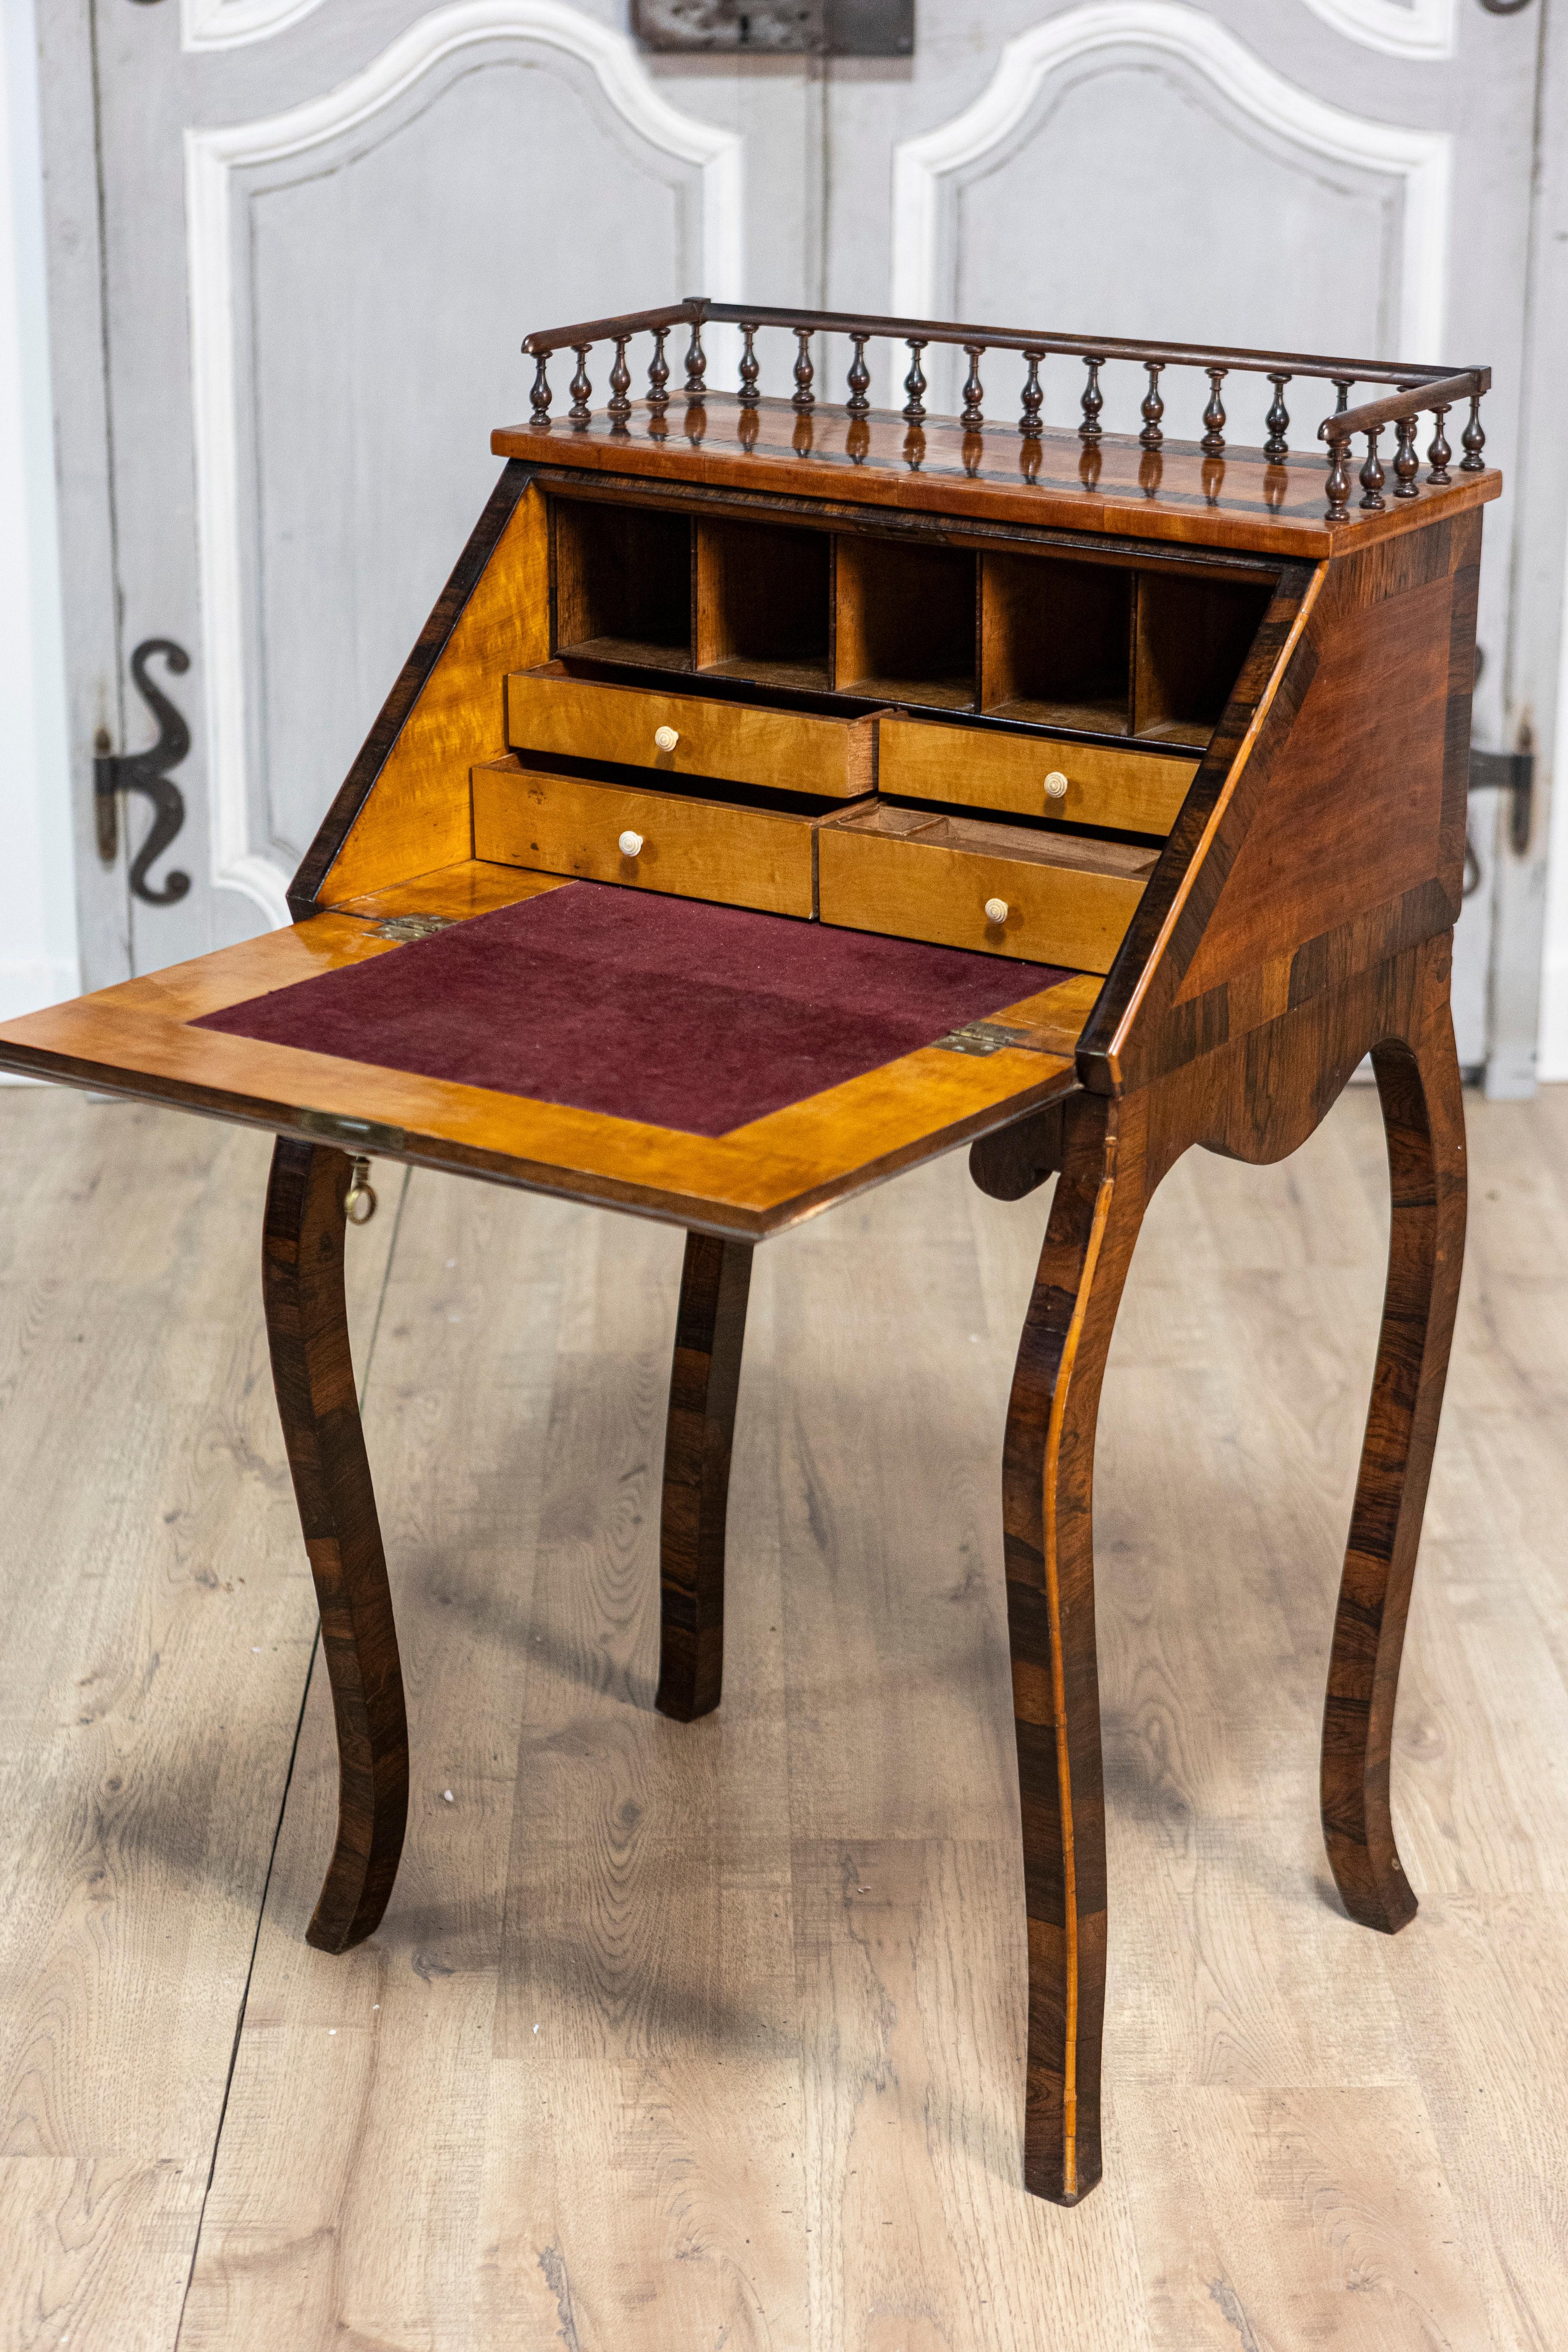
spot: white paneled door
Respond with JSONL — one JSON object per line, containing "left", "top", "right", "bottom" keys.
{"left": 38, "top": 0, "right": 1561, "bottom": 1084}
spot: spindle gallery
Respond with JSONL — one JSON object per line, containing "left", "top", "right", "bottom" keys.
{"left": 0, "top": 297, "right": 1497, "bottom": 2211}
{"left": 520, "top": 295, "right": 1488, "bottom": 530}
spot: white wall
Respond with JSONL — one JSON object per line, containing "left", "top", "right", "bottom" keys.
{"left": 0, "top": 0, "right": 77, "bottom": 1023}
{"left": 1540, "top": 563, "right": 1568, "bottom": 1081}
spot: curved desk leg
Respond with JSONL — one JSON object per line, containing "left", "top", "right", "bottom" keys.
{"left": 1322, "top": 1002, "right": 1467, "bottom": 1934}
{"left": 656, "top": 1233, "right": 753, "bottom": 1724}
{"left": 1004, "top": 1092, "right": 1148, "bottom": 2205}
{"left": 263, "top": 1136, "right": 408, "bottom": 1953}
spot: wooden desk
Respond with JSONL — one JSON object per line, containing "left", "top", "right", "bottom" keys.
{"left": 0, "top": 303, "right": 1495, "bottom": 2208}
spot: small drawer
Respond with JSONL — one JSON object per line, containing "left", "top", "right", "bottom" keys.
{"left": 473, "top": 758, "right": 845, "bottom": 919}
{"left": 507, "top": 665, "right": 877, "bottom": 800}
{"left": 818, "top": 804, "right": 1157, "bottom": 974}
{"left": 878, "top": 714, "right": 1196, "bottom": 835}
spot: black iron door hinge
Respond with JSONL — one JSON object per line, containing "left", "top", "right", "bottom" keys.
{"left": 1469, "top": 735, "right": 1534, "bottom": 858}
{"left": 94, "top": 637, "right": 191, "bottom": 905}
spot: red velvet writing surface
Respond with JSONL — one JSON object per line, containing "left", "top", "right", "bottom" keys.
{"left": 195, "top": 883, "right": 1069, "bottom": 1137}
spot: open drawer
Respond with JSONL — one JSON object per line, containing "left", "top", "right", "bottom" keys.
{"left": 507, "top": 664, "right": 879, "bottom": 799}
{"left": 878, "top": 714, "right": 1197, "bottom": 836}
{"left": 473, "top": 757, "right": 862, "bottom": 918}
{"left": 818, "top": 803, "right": 1157, "bottom": 973}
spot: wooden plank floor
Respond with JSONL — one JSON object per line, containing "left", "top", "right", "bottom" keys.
{"left": 1, "top": 1080, "right": 1565, "bottom": 2350}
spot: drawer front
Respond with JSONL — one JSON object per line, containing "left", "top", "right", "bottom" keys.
{"left": 879, "top": 715, "right": 1195, "bottom": 833}
{"left": 507, "top": 668, "right": 876, "bottom": 799}
{"left": 818, "top": 825, "right": 1144, "bottom": 974}
{"left": 473, "top": 760, "right": 818, "bottom": 918}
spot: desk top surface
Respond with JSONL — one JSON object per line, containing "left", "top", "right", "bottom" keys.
{"left": 493, "top": 399, "right": 1501, "bottom": 561}
{"left": 0, "top": 864, "right": 1092, "bottom": 1240}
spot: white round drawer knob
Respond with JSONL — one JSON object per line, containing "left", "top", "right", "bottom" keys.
{"left": 1044, "top": 770, "right": 1069, "bottom": 800}
{"left": 618, "top": 830, "right": 644, "bottom": 858}
{"left": 984, "top": 897, "right": 1009, "bottom": 925}
{"left": 653, "top": 725, "right": 680, "bottom": 753}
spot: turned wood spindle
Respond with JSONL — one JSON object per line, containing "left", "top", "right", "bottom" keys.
{"left": 1201, "top": 367, "right": 1227, "bottom": 454}
{"left": 846, "top": 333, "right": 871, "bottom": 418}
{"left": 1079, "top": 355, "right": 1104, "bottom": 442}
{"left": 961, "top": 344, "right": 985, "bottom": 430}
{"left": 1393, "top": 410, "right": 1421, "bottom": 498}
{"left": 792, "top": 327, "right": 815, "bottom": 411}
{"left": 1360, "top": 426, "right": 1386, "bottom": 510}
{"left": 647, "top": 328, "right": 670, "bottom": 413}
{"left": 530, "top": 351, "right": 551, "bottom": 424}
{"left": 1325, "top": 432, "right": 1354, "bottom": 524}
{"left": 1461, "top": 392, "right": 1486, "bottom": 471}
{"left": 568, "top": 343, "right": 592, "bottom": 425}
{"left": 1019, "top": 348, "right": 1044, "bottom": 438}
{"left": 1332, "top": 377, "right": 1353, "bottom": 413}
{"left": 903, "top": 338, "right": 928, "bottom": 424}
{"left": 1427, "top": 405, "right": 1452, "bottom": 484}
{"left": 1139, "top": 362, "right": 1165, "bottom": 450}
{"left": 738, "top": 322, "right": 760, "bottom": 408}
{"left": 1264, "top": 372, "right": 1291, "bottom": 460}
{"left": 607, "top": 336, "right": 632, "bottom": 425}
{"left": 683, "top": 322, "right": 706, "bottom": 398}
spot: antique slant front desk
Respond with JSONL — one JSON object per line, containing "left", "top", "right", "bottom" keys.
{"left": 0, "top": 300, "right": 1495, "bottom": 2206}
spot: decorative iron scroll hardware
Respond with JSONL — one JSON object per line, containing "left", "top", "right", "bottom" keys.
{"left": 93, "top": 637, "right": 191, "bottom": 906}
{"left": 632, "top": 0, "right": 913, "bottom": 52}
{"left": 1462, "top": 829, "right": 1483, "bottom": 900}
{"left": 518, "top": 297, "right": 1490, "bottom": 525}
{"left": 1478, "top": 0, "right": 1534, "bottom": 13}
{"left": 1470, "top": 739, "right": 1534, "bottom": 857}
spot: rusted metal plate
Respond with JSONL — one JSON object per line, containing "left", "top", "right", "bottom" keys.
{"left": 632, "top": 0, "right": 913, "bottom": 55}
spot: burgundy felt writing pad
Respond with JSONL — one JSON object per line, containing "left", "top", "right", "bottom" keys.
{"left": 195, "top": 884, "right": 1070, "bottom": 1138}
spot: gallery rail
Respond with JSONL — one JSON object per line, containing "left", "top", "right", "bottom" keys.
{"left": 518, "top": 296, "right": 1491, "bottom": 525}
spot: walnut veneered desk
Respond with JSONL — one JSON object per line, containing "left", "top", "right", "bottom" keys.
{"left": 0, "top": 302, "right": 1495, "bottom": 2207}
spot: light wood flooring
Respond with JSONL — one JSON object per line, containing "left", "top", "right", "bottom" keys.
{"left": 2, "top": 1080, "right": 1566, "bottom": 2351}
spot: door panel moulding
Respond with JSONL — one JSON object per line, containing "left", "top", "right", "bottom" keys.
{"left": 183, "top": 0, "right": 328, "bottom": 48}
{"left": 889, "top": 0, "right": 1452, "bottom": 399}
{"left": 1299, "top": 0, "right": 1457, "bottom": 64}
{"left": 184, "top": 0, "right": 743, "bottom": 928}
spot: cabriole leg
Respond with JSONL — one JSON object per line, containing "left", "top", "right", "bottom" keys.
{"left": 1321, "top": 1006, "right": 1467, "bottom": 1932}
{"left": 263, "top": 1136, "right": 407, "bottom": 1953}
{"left": 1004, "top": 1093, "right": 1148, "bottom": 2204}
{"left": 655, "top": 1232, "right": 753, "bottom": 1723}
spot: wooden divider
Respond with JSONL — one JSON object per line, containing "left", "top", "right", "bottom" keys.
{"left": 549, "top": 492, "right": 1273, "bottom": 752}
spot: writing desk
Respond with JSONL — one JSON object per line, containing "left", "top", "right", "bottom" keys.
{"left": 0, "top": 302, "right": 1494, "bottom": 2205}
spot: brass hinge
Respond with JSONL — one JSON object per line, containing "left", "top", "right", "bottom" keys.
{"left": 296, "top": 1110, "right": 408, "bottom": 1153}
{"left": 934, "top": 1021, "right": 1054, "bottom": 1057}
